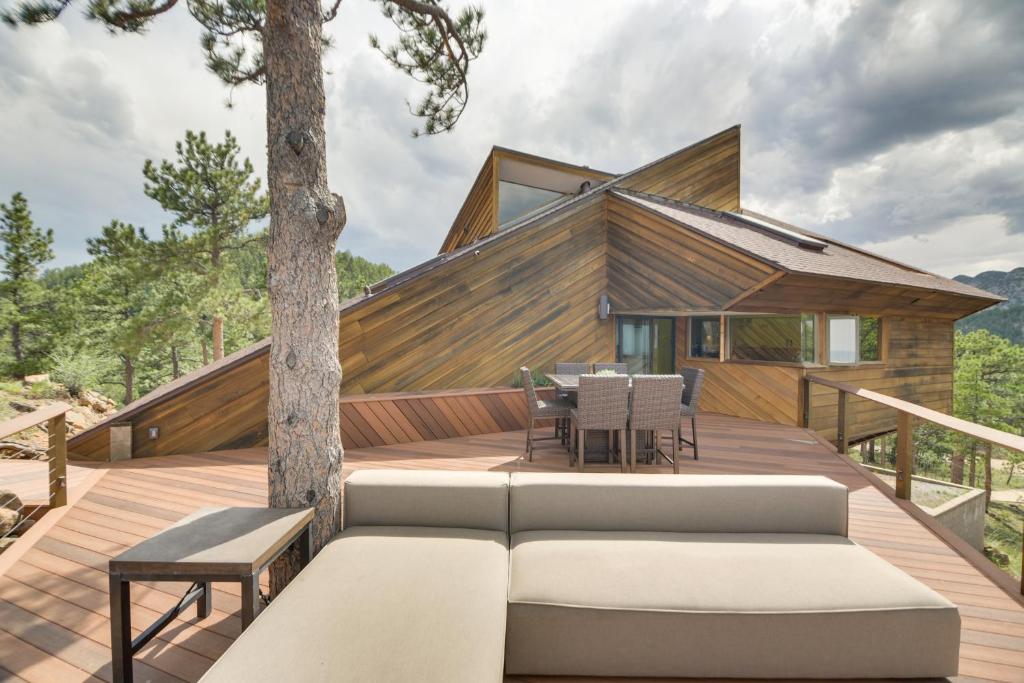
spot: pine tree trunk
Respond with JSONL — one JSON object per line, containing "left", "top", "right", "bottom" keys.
{"left": 968, "top": 443, "right": 977, "bottom": 488}
{"left": 212, "top": 316, "right": 224, "bottom": 361}
{"left": 950, "top": 450, "right": 965, "bottom": 485}
{"left": 265, "top": 0, "right": 346, "bottom": 595}
{"left": 171, "top": 346, "right": 181, "bottom": 379}
{"left": 865, "top": 439, "right": 875, "bottom": 464}
{"left": 10, "top": 321, "right": 22, "bottom": 369}
{"left": 122, "top": 356, "right": 134, "bottom": 405}
{"left": 201, "top": 337, "right": 209, "bottom": 365}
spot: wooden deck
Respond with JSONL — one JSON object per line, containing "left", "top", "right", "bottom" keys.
{"left": 1, "top": 414, "right": 1023, "bottom": 682}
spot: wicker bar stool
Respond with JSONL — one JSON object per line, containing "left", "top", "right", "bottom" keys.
{"left": 629, "top": 375, "right": 685, "bottom": 473}
{"left": 520, "top": 367, "right": 572, "bottom": 461}
{"left": 570, "top": 374, "right": 629, "bottom": 472}
{"left": 678, "top": 367, "right": 706, "bottom": 461}
{"left": 554, "top": 363, "right": 591, "bottom": 444}
{"left": 593, "top": 362, "right": 628, "bottom": 374}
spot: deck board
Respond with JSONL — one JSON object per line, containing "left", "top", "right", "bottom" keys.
{"left": 0, "top": 413, "right": 1022, "bottom": 682}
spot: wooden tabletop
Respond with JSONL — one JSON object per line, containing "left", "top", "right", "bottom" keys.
{"left": 109, "top": 506, "right": 314, "bottom": 577}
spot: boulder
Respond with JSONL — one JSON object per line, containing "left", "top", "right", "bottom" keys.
{"left": 0, "top": 507, "right": 21, "bottom": 536}
{"left": 0, "top": 489, "right": 22, "bottom": 512}
{"left": 9, "top": 401, "right": 34, "bottom": 413}
{"left": 23, "top": 373, "right": 49, "bottom": 385}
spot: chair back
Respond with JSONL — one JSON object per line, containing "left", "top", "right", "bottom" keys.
{"left": 630, "top": 375, "right": 684, "bottom": 431}
{"left": 593, "top": 362, "right": 628, "bottom": 374}
{"left": 680, "top": 367, "right": 706, "bottom": 414}
{"left": 576, "top": 374, "right": 629, "bottom": 430}
{"left": 520, "top": 367, "right": 539, "bottom": 416}
{"left": 555, "top": 362, "right": 591, "bottom": 375}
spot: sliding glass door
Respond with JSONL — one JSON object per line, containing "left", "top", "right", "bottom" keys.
{"left": 616, "top": 317, "right": 675, "bottom": 374}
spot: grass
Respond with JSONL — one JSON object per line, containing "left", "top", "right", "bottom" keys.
{"left": 985, "top": 502, "right": 1024, "bottom": 581}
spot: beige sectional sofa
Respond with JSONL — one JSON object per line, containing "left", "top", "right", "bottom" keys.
{"left": 200, "top": 470, "right": 960, "bottom": 681}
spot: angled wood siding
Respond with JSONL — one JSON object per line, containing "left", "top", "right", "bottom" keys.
{"left": 342, "top": 197, "right": 613, "bottom": 393}
{"left": 808, "top": 317, "right": 954, "bottom": 443}
{"left": 606, "top": 196, "right": 775, "bottom": 312}
{"left": 70, "top": 198, "right": 613, "bottom": 461}
{"left": 618, "top": 126, "right": 741, "bottom": 210}
{"left": 439, "top": 154, "right": 496, "bottom": 253}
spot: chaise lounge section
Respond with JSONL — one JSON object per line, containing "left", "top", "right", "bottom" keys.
{"left": 200, "top": 470, "right": 960, "bottom": 681}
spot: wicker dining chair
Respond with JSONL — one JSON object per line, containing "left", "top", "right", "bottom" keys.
{"left": 554, "top": 363, "right": 592, "bottom": 444}
{"left": 520, "top": 367, "right": 572, "bottom": 461}
{"left": 678, "top": 367, "right": 706, "bottom": 460}
{"left": 570, "top": 374, "right": 629, "bottom": 472}
{"left": 629, "top": 375, "right": 685, "bottom": 473}
{"left": 593, "top": 362, "right": 628, "bottom": 374}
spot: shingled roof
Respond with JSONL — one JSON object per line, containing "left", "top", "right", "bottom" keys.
{"left": 611, "top": 189, "right": 1002, "bottom": 303}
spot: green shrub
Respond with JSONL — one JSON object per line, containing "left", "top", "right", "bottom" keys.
{"left": 48, "top": 348, "right": 105, "bottom": 397}
{"left": 26, "top": 380, "right": 59, "bottom": 399}
{"left": 0, "top": 379, "right": 23, "bottom": 394}
{"left": 510, "top": 368, "right": 553, "bottom": 388}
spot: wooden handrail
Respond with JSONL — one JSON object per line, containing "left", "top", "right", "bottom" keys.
{"left": 803, "top": 375, "right": 1024, "bottom": 594}
{"left": 0, "top": 403, "right": 70, "bottom": 509}
{"left": 805, "top": 375, "right": 1024, "bottom": 454}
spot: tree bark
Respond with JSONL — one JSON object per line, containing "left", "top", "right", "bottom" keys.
{"left": 968, "top": 442, "right": 977, "bottom": 488}
{"left": 201, "top": 337, "right": 209, "bottom": 365}
{"left": 122, "top": 355, "right": 134, "bottom": 405}
{"left": 950, "top": 450, "right": 965, "bottom": 485}
{"left": 171, "top": 345, "right": 181, "bottom": 379}
{"left": 212, "top": 316, "right": 224, "bottom": 361}
{"left": 265, "top": 0, "right": 346, "bottom": 596}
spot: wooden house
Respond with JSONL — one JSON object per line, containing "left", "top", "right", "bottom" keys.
{"left": 68, "top": 126, "right": 1002, "bottom": 461}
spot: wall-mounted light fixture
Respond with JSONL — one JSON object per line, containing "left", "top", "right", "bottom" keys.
{"left": 598, "top": 294, "right": 611, "bottom": 320}
{"left": 148, "top": 426, "right": 160, "bottom": 440}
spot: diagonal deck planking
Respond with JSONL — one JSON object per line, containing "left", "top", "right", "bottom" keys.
{"left": 1, "top": 414, "right": 1023, "bottom": 682}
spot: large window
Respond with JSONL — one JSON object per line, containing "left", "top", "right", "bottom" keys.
{"left": 688, "top": 316, "right": 720, "bottom": 358}
{"left": 828, "top": 315, "right": 881, "bottom": 364}
{"left": 728, "top": 314, "right": 816, "bottom": 364}
{"left": 616, "top": 317, "right": 675, "bottom": 374}
{"left": 497, "top": 181, "right": 564, "bottom": 225}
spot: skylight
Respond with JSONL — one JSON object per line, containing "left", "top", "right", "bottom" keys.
{"left": 726, "top": 212, "right": 828, "bottom": 251}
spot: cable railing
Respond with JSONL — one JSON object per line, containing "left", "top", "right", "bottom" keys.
{"left": 0, "top": 403, "right": 70, "bottom": 546}
{"left": 802, "top": 375, "right": 1024, "bottom": 593}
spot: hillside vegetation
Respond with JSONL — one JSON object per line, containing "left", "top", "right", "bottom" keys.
{"left": 955, "top": 267, "right": 1024, "bottom": 344}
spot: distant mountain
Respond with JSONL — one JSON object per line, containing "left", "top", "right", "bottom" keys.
{"left": 954, "top": 268, "right": 1024, "bottom": 344}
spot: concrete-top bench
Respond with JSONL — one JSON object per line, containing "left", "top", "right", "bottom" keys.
{"left": 199, "top": 471, "right": 960, "bottom": 681}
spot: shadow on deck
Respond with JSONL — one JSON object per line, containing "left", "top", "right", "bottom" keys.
{"left": 0, "top": 414, "right": 1022, "bottom": 682}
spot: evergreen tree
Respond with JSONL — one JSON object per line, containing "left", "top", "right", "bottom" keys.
{"left": 80, "top": 221, "right": 156, "bottom": 404}
{"left": 0, "top": 192, "right": 54, "bottom": 376}
{"left": 144, "top": 130, "right": 268, "bottom": 362}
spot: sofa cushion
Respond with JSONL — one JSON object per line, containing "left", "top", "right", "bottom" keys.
{"left": 505, "top": 530, "right": 959, "bottom": 678}
{"left": 200, "top": 526, "right": 510, "bottom": 683}
{"left": 344, "top": 469, "right": 509, "bottom": 532}
{"left": 509, "top": 472, "right": 848, "bottom": 535}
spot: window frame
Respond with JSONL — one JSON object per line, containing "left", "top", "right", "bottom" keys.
{"left": 826, "top": 314, "right": 884, "bottom": 366}
{"left": 686, "top": 315, "right": 722, "bottom": 360}
{"left": 724, "top": 313, "right": 818, "bottom": 367}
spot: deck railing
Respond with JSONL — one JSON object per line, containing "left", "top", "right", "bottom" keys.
{"left": 0, "top": 403, "right": 70, "bottom": 544}
{"left": 802, "top": 375, "right": 1024, "bottom": 593}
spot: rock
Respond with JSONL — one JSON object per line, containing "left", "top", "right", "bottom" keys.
{"left": 23, "top": 373, "right": 49, "bottom": 385}
{"left": 0, "top": 507, "right": 21, "bottom": 536}
{"left": 66, "top": 410, "right": 89, "bottom": 429}
{"left": 0, "top": 489, "right": 22, "bottom": 512}
{"left": 9, "top": 401, "right": 34, "bottom": 413}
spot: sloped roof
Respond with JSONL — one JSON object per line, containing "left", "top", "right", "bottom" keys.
{"left": 611, "top": 189, "right": 1002, "bottom": 302}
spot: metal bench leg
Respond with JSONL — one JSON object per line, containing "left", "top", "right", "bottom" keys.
{"left": 198, "top": 582, "right": 212, "bottom": 619}
{"left": 109, "top": 573, "right": 133, "bottom": 683}
{"left": 241, "top": 573, "right": 260, "bottom": 629}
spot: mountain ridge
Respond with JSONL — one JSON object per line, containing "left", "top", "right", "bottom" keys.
{"left": 954, "top": 268, "right": 1024, "bottom": 343}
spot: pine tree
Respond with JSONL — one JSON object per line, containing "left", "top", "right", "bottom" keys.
{"left": 0, "top": 192, "right": 54, "bottom": 376}
{"left": 4, "top": 0, "right": 486, "bottom": 592}
{"left": 144, "top": 130, "right": 269, "bottom": 362}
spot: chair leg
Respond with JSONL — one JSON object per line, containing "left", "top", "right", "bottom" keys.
{"left": 672, "top": 427, "right": 680, "bottom": 474}
{"left": 630, "top": 429, "right": 637, "bottom": 473}
{"left": 618, "top": 430, "right": 627, "bottom": 473}
{"left": 577, "top": 429, "right": 585, "bottom": 472}
{"left": 692, "top": 416, "right": 699, "bottom": 460}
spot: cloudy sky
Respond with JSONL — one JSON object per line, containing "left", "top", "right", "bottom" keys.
{"left": 1, "top": 0, "right": 1022, "bottom": 277}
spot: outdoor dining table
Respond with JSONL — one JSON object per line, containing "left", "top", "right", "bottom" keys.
{"left": 545, "top": 373, "right": 684, "bottom": 463}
